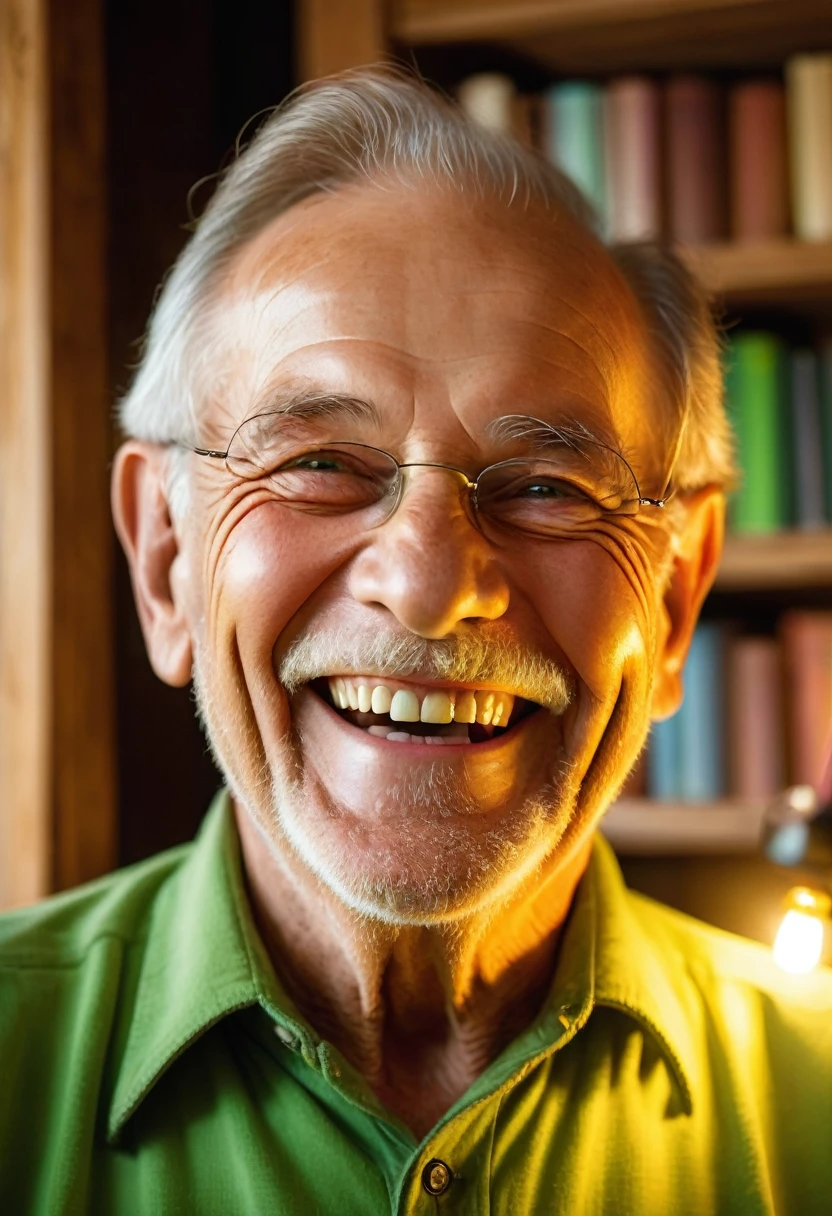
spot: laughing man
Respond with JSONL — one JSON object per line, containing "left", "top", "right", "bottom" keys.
{"left": 2, "top": 70, "right": 830, "bottom": 1215}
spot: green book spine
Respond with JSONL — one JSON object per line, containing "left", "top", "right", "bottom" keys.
{"left": 820, "top": 342, "right": 832, "bottom": 523}
{"left": 543, "top": 82, "right": 607, "bottom": 233}
{"left": 724, "top": 332, "right": 789, "bottom": 533}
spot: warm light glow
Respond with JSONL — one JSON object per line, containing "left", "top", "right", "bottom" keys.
{"left": 773, "top": 904, "right": 826, "bottom": 975}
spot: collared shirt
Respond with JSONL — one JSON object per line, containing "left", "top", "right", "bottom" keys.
{"left": 1, "top": 790, "right": 830, "bottom": 1215}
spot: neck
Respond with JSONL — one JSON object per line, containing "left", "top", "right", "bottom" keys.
{"left": 235, "top": 802, "right": 592, "bottom": 1139}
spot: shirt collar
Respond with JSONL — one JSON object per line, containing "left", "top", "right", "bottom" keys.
{"left": 107, "top": 792, "right": 697, "bottom": 1141}
{"left": 580, "top": 832, "right": 698, "bottom": 1114}
{"left": 107, "top": 789, "right": 292, "bottom": 1143}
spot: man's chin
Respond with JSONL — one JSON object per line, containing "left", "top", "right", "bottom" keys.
{"left": 264, "top": 765, "right": 576, "bottom": 926}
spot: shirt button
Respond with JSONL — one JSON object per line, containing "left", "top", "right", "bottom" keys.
{"left": 273, "top": 1024, "right": 299, "bottom": 1049}
{"left": 421, "top": 1159, "right": 453, "bottom": 1196}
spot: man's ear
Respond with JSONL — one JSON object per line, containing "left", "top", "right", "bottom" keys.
{"left": 111, "top": 442, "right": 193, "bottom": 688}
{"left": 651, "top": 486, "right": 725, "bottom": 720}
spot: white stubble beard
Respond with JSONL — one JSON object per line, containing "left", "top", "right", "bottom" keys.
{"left": 190, "top": 637, "right": 581, "bottom": 926}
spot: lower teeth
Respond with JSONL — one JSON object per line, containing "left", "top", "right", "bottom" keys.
{"left": 366, "top": 725, "right": 470, "bottom": 745}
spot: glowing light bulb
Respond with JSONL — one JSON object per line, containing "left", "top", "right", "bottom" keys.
{"left": 773, "top": 888, "right": 830, "bottom": 974}
{"left": 773, "top": 910, "right": 824, "bottom": 974}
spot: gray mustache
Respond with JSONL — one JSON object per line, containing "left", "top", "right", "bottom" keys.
{"left": 277, "top": 629, "right": 573, "bottom": 714}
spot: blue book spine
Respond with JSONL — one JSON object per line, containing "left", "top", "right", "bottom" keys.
{"left": 647, "top": 714, "right": 682, "bottom": 801}
{"left": 543, "top": 81, "right": 607, "bottom": 234}
{"left": 678, "top": 624, "right": 725, "bottom": 801}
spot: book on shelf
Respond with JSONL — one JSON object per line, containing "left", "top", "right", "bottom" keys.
{"left": 782, "top": 612, "right": 832, "bottom": 788}
{"left": 727, "top": 636, "right": 785, "bottom": 799}
{"left": 820, "top": 343, "right": 832, "bottom": 522}
{"left": 728, "top": 79, "right": 789, "bottom": 242}
{"left": 678, "top": 623, "right": 725, "bottom": 801}
{"left": 786, "top": 54, "right": 832, "bottom": 242}
{"left": 724, "top": 332, "right": 790, "bottom": 534}
{"left": 541, "top": 81, "right": 607, "bottom": 233}
{"left": 647, "top": 713, "right": 681, "bottom": 801}
{"left": 790, "top": 350, "right": 826, "bottom": 530}
{"left": 665, "top": 75, "right": 726, "bottom": 244}
{"left": 456, "top": 73, "right": 516, "bottom": 135}
{"left": 604, "top": 76, "right": 661, "bottom": 242}
{"left": 646, "top": 624, "right": 724, "bottom": 802}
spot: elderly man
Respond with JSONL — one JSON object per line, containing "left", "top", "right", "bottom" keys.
{"left": 1, "top": 69, "right": 830, "bottom": 1214}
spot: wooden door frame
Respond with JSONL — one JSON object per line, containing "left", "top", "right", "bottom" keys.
{"left": 1, "top": 0, "right": 114, "bottom": 908}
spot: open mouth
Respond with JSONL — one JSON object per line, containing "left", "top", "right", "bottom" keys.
{"left": 312, "top": 676, "right": 540, "bottom": 745}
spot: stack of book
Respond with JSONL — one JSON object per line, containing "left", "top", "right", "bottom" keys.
{"left": 725, "top": 334, "right": 832, "bottom": 534}
{"left": 646, "top": 614, "right": 832, "bottom": 802}
{"left": 457, "top": 55, "right": 832, "bottom": 244}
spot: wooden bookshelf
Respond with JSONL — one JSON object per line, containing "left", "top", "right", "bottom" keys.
{"left": 602, "top": 797, "right": 768, "bottom": 854}
{"left": 681, "top": 240, "right": 832, "bottom": 305}
{"left": 391, "top": 0, "right": 832, "bottom": 73}
{"left": 716, "top": 531, "right": 832, "bottom": 591}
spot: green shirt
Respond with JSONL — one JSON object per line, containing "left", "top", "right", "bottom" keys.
{"left": 1, "top": 790, "right": 831, "bottom": 1215}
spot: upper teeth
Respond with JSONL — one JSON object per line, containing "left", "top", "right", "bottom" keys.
{"left": 327, "top": 678, "right": 514, "bottom": 726}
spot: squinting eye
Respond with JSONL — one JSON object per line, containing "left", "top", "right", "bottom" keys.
{"left": 283, "top": 456, "right": 344, "bottom": 471}
{"left": 518, "top": 479, "right": 587, "bottom": 501}
{"left": 525, "top": 483, "right": 566, "bottom": 496}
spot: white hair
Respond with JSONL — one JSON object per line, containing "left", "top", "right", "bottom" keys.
{"left": 117, "top": 66, "right": 736, "bottom": 500}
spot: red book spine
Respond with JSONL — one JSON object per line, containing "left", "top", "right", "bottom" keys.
{"left": 728, "top": 637, "right": 785, "bottom": 798}
{"left": 665, "top": 75, "right": 726, "bottom": 244}
{"left": 781, "top": 612, "right": 832, "bottom": 787}
{"left": 729, "top": 80, "right": 789, "bottom": 242}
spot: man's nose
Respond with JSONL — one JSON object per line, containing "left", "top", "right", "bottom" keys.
{"left": 347, "top": 474, "right": 510, "bottom": 639}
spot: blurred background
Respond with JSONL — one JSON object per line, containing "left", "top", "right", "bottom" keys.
{"left": 2, "top": 0, "right": 831, "bottom": 957}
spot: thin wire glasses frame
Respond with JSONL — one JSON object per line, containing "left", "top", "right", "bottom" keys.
{"left": 180, "top": 411, "right": 675, "bottom": 539}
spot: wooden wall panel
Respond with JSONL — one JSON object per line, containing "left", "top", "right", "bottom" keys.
{"left": 0, "top": 0, "right": 51, "bottom": 906}
{"left": 0, "top": 0, "right": 114, "bottom": 907}
{"left": 297, "top": 0, "right": 388, "bottom": 81}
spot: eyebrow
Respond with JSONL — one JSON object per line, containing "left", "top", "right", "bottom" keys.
{"left": 242, "top": 387, "right": 382, "bottom": 432}
{"left": 233, "top": 396, "right": 631, "bottom": 486}
{"left": 245, "top": 396, "right": 620, "bottom": 451}
{"left": 486, "top": 414, "right": 637, "bottom": 495}
{"left": 485, "top": 413, "right": 622, "bottom": 454}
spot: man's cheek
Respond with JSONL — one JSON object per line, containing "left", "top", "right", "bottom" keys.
{"left": 532, "top": 546, "right": 651, "bottom": 703}
{"left": 211, "top": 506, "right": 360, "bottom": 650}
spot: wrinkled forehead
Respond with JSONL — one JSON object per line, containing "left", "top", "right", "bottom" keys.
{"left": 209, "top": 182, "right": 665, "bottom": 482}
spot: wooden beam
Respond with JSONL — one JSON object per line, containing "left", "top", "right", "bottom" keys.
{"left": 0, "top": 0, "right": 52, "bottom": 906}
{"left": 297, "top": 0, "right": 388, "bottom": 82}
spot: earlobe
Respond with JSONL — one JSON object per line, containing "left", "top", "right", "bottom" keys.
{"left": 111, "top": 443, "right": 193, "bottom": 688}
{"left": 651, "top": 487, "right": 725, "bottom": 720}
